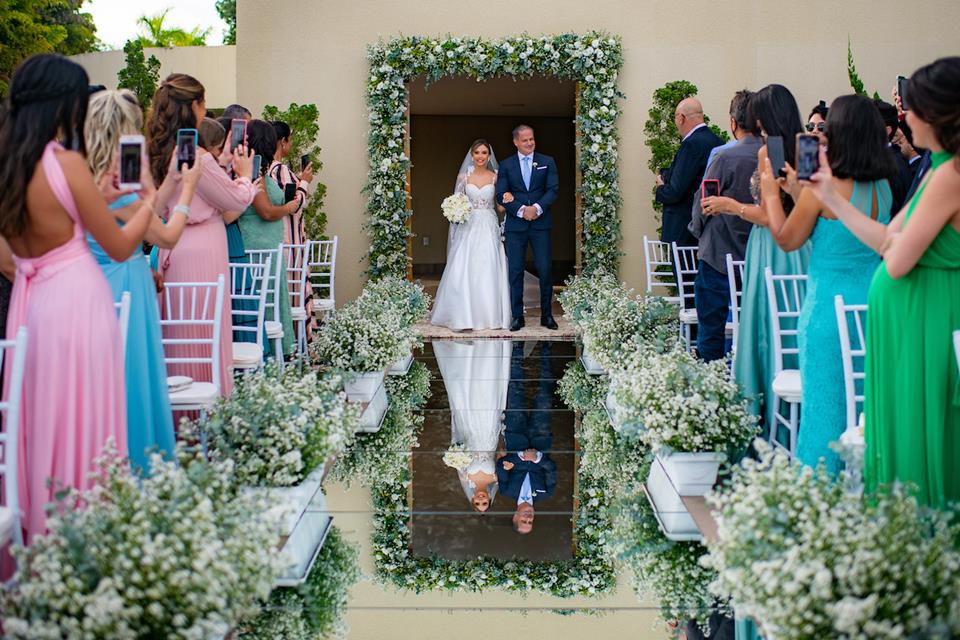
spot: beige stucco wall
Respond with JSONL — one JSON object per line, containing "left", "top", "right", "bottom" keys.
{"left": 234, "top": 0, "right": 960, "bottom": 306}
{"left": 71, "top": 46, "right": 237, "bottom": 108}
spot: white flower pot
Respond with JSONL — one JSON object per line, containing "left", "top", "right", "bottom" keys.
{"left": 344, "top": 370, "right": 385, "bottom": 402}
{"left": 645, "top": 459, "right": 700, "bottom": 540}
{"left": 387, "top": 351, "right": 414, "bottom": 376}
{"left": 657, "top": 451, "right": 726, "bottom": 497}
{"left": 604, "top": 387, "right": 624, "bottom": 429}
{"left": 245, "top": 464, "right": 326, "bottom": 537}
{"left": 275, "top": 495, "right": 333, "bottom": 587}
{"left": 357, "top": 382, "right": 389, "bottom": 433}
{"left": 581, "top": 345, "right": 606, "bottom": 375}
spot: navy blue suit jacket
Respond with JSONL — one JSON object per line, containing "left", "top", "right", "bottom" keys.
{"left": 655, "top": 126, "right": 724, "bottom": 245}
{"left": 496, "top": 453, "right": 557, "bottom": 502}
{"left": 496, "top": 152, "right": 559, "bottom": 232}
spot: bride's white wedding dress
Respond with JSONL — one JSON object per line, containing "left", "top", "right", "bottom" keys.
{"left": 433, "top": 340, "right": 510, "bottom": 504}
{"left": 431, "top": 182, "right": 512, "bottom": 330}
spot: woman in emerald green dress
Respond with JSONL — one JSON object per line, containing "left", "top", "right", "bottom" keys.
{"left": 808, "top": 57, "right": 960, "bottom": 508}
{"left": 237, "top": 120, "right": 298, "bottom": 358}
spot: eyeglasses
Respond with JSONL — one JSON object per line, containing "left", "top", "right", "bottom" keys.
{"left": 805, "top": 122, "right": 826, "bottom": 133}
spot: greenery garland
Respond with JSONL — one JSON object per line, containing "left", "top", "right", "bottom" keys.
{"left": 365, "top": 32, "right": 624, "bottom": 278}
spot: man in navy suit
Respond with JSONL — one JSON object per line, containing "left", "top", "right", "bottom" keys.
{"left": 496, "top": 341, "right": 557, "bottom": 534}
{"left": 655, "top": 97, "right": 724, "bottom": 248}
{"left": 496, "top": 125, "right": 560, "bottom": 332}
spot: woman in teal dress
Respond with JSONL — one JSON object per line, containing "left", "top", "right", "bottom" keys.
{"left": 83, "top": 89, "right": 204, "bottom": 470}
{"left": 236, "top": 120, "right": 298, "bottom": 358}
{"left": 761, "top": 95, "right": 895, "bottom": 473}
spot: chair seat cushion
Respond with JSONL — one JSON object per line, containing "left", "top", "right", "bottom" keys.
{"left": 169, "top": 382, "right": 219, "bottom": 406}
{"left": 265, "top": 321, "right": 284, "bottom": 338}
{"left": 0, "top": 506, "right": 16, "bottom": 547}
{"left": 678, "top": 308, "right": 698, "bottom": 324}
{"left": 232, "top": 342, "right": 263, "bottom": 365}
{"left": 772, "top": 369, "right": 802, "bottom": 402}
{"left": 290, "top": 307, "right": 307, "bottom": 321}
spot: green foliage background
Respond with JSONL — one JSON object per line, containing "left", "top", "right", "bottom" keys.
{"left": 262, "top": 102, "right": 328, "bottom": 239}
{"left": 216, "top": 0, "right": 237, "bottom": 45}
{"left": 116, "top": 39, "right": 161, "bottom": 116}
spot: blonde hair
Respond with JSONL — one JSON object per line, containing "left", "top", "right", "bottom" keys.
{"left": 84, "top": 89, "right": 143, "bottom": 182}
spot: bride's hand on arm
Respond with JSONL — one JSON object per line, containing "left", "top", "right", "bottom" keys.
{"left": 502, "top": 192, "right": 514, "bottom": 203}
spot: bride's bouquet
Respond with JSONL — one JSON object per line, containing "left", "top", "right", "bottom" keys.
{"left": 441, "top": 193, "right": 471, "bottom": 224}
{"left": 442, "top": 443, "right": 472, "bottom": 471}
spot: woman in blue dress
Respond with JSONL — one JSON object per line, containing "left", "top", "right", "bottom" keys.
{"left": 760, "top": 94, "right": 895, "bottom": 473}
{"left": 83, "top": 89, "right": 204, "bottom": 471}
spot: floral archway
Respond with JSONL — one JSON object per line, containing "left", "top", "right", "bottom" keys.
{"left": 364, "top": 32, "right": 624, "bottom": 279}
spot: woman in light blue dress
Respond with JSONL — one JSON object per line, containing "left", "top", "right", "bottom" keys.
{"left": 760, "top": 95, "right": 894, "bottom": 473}
{"left": 83, "top": 89, "right": 204, "bottom": 471}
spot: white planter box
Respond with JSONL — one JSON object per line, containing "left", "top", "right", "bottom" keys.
{"left": 580, "top": 345, "right": 606, "bottom": 375}
{"left": 387, "top": 351, "right": 414, "bottom": 376}
{"left": 604, "top": 387, "right": 624, "bottom": 429}
{"left": 644, "top": 460, "right": 700, "bottom": 540}
{"left": 245, "top": 463, "right": 326, "bottom": 537}
{"left": 344, "top": 370, "right": 385, "bottom": 402}
{"left": 357, "top": 382, "right": 389, "bottom": 433}
{"left": 275, "top": 494, "right": 333, "bottom": 587}
{"left": 657, "top": 451, "right": 726, "bottom": 497}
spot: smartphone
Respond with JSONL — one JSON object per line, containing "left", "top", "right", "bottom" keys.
{"left": 118, "top": 134, "right": 144, "bottom": 190}
{"left": 897, "top": 75, "right": 909, "bottom": 110}
{"left": 795, "top": 134, "right": 821, "bottom": 181}
{"left": 300, "top": 154, "right": 310, "bottom": 173}
{"left": 284, "top": 182, "right": 297, "bottom": 203}
{"left": 251, "top": 154, "right": 262, "bottom": 179}
{"left": 766, "top": 135, "right": 786, "bottom": 178}
{"left": 229, "top": 118, "right": 247, "bottom": 152}
{"left": 175, "top": 128, "right": 198, "bottom": 171}
{"left": 701, "top": 179, "right": 720, "bottom": 199}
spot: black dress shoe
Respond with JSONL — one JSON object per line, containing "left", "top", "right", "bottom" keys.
{"left": 510, "top": 318, "right": 525, "bottom": 332}
{"left": 541, "top": 315, "right": 558, "bottom": 330}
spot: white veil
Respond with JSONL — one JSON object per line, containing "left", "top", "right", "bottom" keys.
{"left": 449, "top": 144, "right": 499, "bottom": 254}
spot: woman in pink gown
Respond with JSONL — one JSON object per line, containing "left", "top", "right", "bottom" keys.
{"left": 0, "top": 54, "right": 154, "bottom": 542}
{"left": 148, "top": 74, "right": 256, "bottom": 398}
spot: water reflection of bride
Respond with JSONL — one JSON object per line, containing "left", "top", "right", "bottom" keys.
{"left": 433, "top": 340, "right": 511, "bottom": 512}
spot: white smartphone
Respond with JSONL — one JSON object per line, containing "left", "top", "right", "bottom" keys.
{"left": 118, "top": 134, "right": 145, "bottom": 190}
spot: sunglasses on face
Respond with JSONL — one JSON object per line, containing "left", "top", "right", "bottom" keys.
{"left": 805, "top": 122, "right": 826, "bottom": 132}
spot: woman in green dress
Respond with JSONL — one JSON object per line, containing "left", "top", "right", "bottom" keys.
{"left": 237, "top": 120, "right": 299, "bottom": 358}
{"left": 807, "top": 57, "right": 960, "bottom": 508}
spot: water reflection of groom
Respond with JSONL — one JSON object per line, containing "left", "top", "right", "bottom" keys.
{"left": 496, "top": 341, "right": 557, "bottom": 535}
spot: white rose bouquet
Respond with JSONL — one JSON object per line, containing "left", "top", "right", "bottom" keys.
{"left": 441, "top": 193, "right": 471, "bottom": 224}
{"left": 442, "top": 443, "right": 472, "bottom": 471}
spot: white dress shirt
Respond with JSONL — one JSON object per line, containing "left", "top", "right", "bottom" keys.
{"left": 516, "top": 152, "right": 543, "bottom": 218}
{"left": 682, "top": 122, "right": 707, "bottom": 142}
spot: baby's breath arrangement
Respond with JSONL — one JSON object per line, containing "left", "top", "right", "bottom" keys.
{"left": 610, "top": 348, "right": 757, "bottom": 453}
{"left": 705, "top": 441, "right": 960, "bottom": 639}
{"left": 186, "top": 364, "right": 358, "bottom": 488}
{"left": 2, "top": 443, "right": 284, "bottom": 639}
{"left": 360, "top": 275, "right": 431, "bottom": 329}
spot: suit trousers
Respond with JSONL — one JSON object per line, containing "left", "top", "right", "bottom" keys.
{"left": 694, "top": 260, "right": 731, "bottom": 362}
{"left": 505, "top": 226, "right": 552, "bottom": 320}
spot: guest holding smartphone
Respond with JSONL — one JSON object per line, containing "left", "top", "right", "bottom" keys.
{"left": 0, "top": 54, "right": 153, "bottom": 541}
{"left": 147, "top": 74, "right": 256, "bottom": 398}
{"left": 84, "top": 88, "right": 205, "bottom": 472}
{"left": 807, "top": 57, "right": 960, "bottom": 508}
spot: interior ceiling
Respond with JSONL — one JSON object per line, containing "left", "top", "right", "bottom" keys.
{"left": 408, "top": 75, "right": 575, "bottom": 117}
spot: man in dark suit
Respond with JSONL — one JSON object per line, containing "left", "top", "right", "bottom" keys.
{"left": 496, "top": 341, "right": 557, "bottom": 534}
{"left": 655, "top": 97, "right": 724, "bottom": 248}
{"left": 496, "top": 125, "right": 560, "bottom": 332}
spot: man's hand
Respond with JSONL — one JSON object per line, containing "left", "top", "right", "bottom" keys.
{"left": 502, "top": 461, "right": 515, "bottom": 471}
{"left": 655, "top": 174, "right": 664, "bottom": 187}
{"left": 522, "top": 449, "right": 539, "bottom": 462}
{"left": 521, "top": 206, "right": 538, "bottom": 221}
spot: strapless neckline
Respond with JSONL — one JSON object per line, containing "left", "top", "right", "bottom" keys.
{"left": 465, "top": 183, "right": 496, "bottom": 193}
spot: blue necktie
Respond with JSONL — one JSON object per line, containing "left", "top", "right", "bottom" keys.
{"left": 522, "top": 156, "right": 531, "bottom": 190}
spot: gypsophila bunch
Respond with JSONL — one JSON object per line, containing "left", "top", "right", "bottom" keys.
{"left": 611, "top": 348, "right": 757, "bottom": 452}
{"left": 312, "top": 291, "right": 409, "bottom": 372}
{"left": 185, "top": 363, "right": 358, "bottom": 487}
{"left": 239, "top": 526, "right": 360, "bottom": 640}
{"left": 361, "top": 275, "right": 432, "bottom": 328}
{"left": 558, "top": 269, "right": 621, "bottom": 333}
{"left": 441, "top": 192, "right": 471, "bottom": 224}
{"left": 2, "top": 441, "right": 284, "bottom": 639}
{"left": 704, "top": 441, "right": 960, "bottom": 639}
{"left": 557, "top": 360, "right": 608, "bottom": 413}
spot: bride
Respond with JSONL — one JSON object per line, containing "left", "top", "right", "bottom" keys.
{"left": 430, "top": 140, "right": 511, "bottom": 330}
{"left": 434, "top": 340, "right": 511, "bottom": 512}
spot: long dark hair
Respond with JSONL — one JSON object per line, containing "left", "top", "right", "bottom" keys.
{"left": 0, "top": 54, "right": 89, "bottom": 237}
{"left": 147, "top": 73, "right": 204, "bottom": 184}
{"left": 826, "top": 95, "right": 896, "bottom": 182}
{"left": 748, "top": 84, "right": 804, "bottom": 165}
{"left": 906, "top": 56, "right": 960, "bottom": 161}
{"left": 246, "top": 119, "right": 277, "bottom": 178}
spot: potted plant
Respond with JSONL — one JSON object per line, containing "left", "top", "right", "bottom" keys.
{"left": 615, "top": 349, "right": 757, "bottom": 497}
{"left": 361, "top": 276, "right": 430, "bottom": 376}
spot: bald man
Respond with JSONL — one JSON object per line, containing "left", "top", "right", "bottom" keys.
{"left": 655, "top": 97, "right": 724, "bottom": 251}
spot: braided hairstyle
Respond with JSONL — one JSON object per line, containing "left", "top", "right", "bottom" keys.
{"left": 147, "top": 73, "right": 204, "bottom": 185}
{"left": 0, "top": 54, "right": 90, "bottom": 237}
{"left": 906, "top": 57, "right": 960, "bottom": 167}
